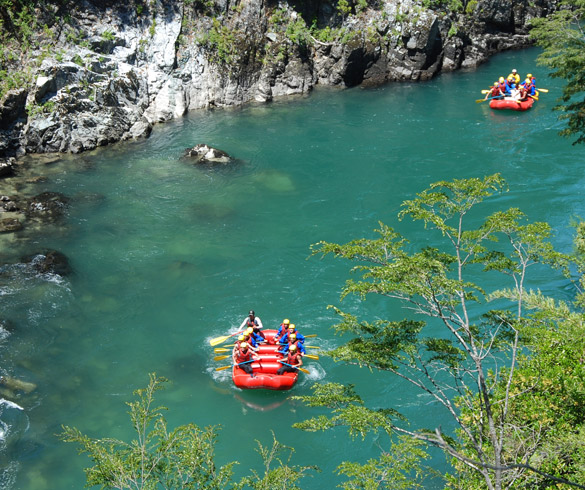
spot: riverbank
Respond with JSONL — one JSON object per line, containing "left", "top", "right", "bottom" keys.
{"left": 0, "top": 0, "right": 556, "bottom": 158}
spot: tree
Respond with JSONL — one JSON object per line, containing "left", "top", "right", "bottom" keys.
{"left": 61, "top": 373, "right": 316, "bottom": 490}
{"left": 298, "top": 175, "right": 585, "bottom": 489}
{"left": 530, "top": 0, "right": 585, "bottom": 145}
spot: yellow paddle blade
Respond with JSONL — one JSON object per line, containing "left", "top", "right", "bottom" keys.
{"left": 215, "top": 364, "right": 233, "bottom": 371}
{"left": 475, "top": 98, "right": 487, "bottom": 103}
{"left": 481, "top": 90, "right": 490, "bottom": 94}
{"left": 278, "top": 360, "right": 310, "bottom": 374}
{"left": 214, "top": 355, "right": 230, "bottom": 361}
{"left": 214, "top": 347, "right": 230, "bottom": 353}
{"left": 304, "top": 354, "right": 319, "bottom": 360}
{"left": 304, "top": 334, "right": 317, "bottom": 338}
{"left": 537, "top": 88, "right": 548, "bottom": 93}
{"left": 209, "top": 335, "right": 231, "bottom": 346}
{"left": 305, "top": 345, "right": 320, "bottom": 349}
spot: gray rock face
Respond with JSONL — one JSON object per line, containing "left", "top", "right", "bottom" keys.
{"left": 0, "top": 0, "right": 558, "bottom": 157}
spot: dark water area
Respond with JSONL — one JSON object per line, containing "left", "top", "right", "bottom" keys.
{"left": 1, "top": 47, "right": 583, "bottom": 489}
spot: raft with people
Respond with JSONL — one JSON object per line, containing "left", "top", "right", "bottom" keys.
{"left": 231, "top": 329, "right": 298, "bottom": 390}
{"left": 211, "top": 314, "right": 317, "bottom": 391}
{"left": 478, "top": 70, "right": 546, "bottom": 112}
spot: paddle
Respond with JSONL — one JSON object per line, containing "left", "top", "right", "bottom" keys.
{"left": 278, "top": 360, "right": 310, "bottom": 374}
{"left": 481, "top": 90, "right": 490, "bottom": 94}
{"left": 209, "top": 330, "right": 243, "bottom": 347}
{"left": 215, "top": 359, "right": 254, "bottom": 371}
{"left": 214, "top": 347, "right": 231, "bottom": 353}
{"left": 475, "top": 96, "right": 501, "bottom": 104}
{"left": 304, "top": 334, "right": 317, "bottom": 338}
{"left": 214, "top": 355, "right": 230, "bottom": 361}
{"left": 304, "top": 345, "right": 320, "bottom": 349}
{"left": 537, "top": 88, "right": 549, "bottom": 93}
{"left": 303, "top": 353, "right": 319, "bottom": 360}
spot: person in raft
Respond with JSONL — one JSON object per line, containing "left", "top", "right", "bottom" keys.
{"left": 245, "top": 327, "right": 263, "bottom": 349}
{"left": 276, "top": 344, "right": 303, "bottom": 375}
{"left": 240, "top": 310, "right": 263, "bottom": 334}
{"left": 507, "top": 68, "right": 521, "bottom": 86}
{"left": 278, "top": 323, "right": 305, "bottom": 345}
{"left": 233, "top": 341, "right": 258, "bottom": 377}
{"left": 273, "top": 318, "right": 291, "bottom": 344}
{"left": 485, "top": 81, "right": 504, "bottom": 100}
{"left": 278, "top": 333, "right": 306, "bottom": 355}
{"left": 519, "top": 75, "right": 536, "bottom": 98}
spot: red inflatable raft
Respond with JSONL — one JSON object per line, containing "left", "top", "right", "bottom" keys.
{"left": 489, "top": 97, "right": 534, "bottom": 111}
{"left": 232, "top": 329, "right": 298, "bottom": 390}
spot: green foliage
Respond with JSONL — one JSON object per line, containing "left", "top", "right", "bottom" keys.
{"left": 305, "top": 174, "right": 583, "bottom": 489}
{"left": 241, "top": 434, "right": 319, "bottom": 490}
{"left": 337, "top": 0, "right": 352, "bottom": 18}
{"left": 293, "top": 384, "right": 426, "bottom": 489}
{"left": 102, "top": 30, "right": 115, "bottom": 42}
{"left": 199, "top": 18, "right": 239, "bottom": 65}
{"left": 530, "top": 0, "right": 585, "bottom": 145}
{"left": 61, "top": 373, "right": 317, "bottom": 490}
{"left": 336, "top": 436, "right": 429, "bottom": 490}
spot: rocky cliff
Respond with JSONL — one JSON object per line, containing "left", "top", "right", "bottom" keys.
{"left": 0, "top": 0, "right": 558, "bottom": 157}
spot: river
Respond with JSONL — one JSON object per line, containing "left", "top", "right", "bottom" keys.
{"left": 0, "top": 47, "right": 583, "bottom": 489}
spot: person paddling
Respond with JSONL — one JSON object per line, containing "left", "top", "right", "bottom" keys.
{"left": 278, "top": 333, "right": 306, "bottom": 355}
{"left": 277, "top": 344, "right": 303, "bottom": 375}
{"left": 273, "top": 318, "right": 290, "bottom": 344}
{"left": 485, "top": 81, "right": 503, "bottom": 100}
{"left": 232, "top": 342, "right": 258, "bottom": 377}
{"left": 279, "top": 323, "right": 305, "bottom": 345}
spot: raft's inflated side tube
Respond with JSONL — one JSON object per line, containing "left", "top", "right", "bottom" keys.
{"left": 232, "top": 329, "right": 298, "bottom": 390}
{"left": 489, "top": 97, "right": 534, "bottom": 111}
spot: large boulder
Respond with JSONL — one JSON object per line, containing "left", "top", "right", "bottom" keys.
{"left": 183, "top": 144, "right": 234, "bottom": 165}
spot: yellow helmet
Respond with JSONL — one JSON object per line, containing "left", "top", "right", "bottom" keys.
{"left": 494, "top": 82, "right": 498, "bottom": 86}
{"left": 499, "top": 77, "right": 505, "bottom": 82}
{"left": 283, "top": 319, "right": 290, "bottom": 325}
{"left": 290, "top": 344, "right": 297, "bottom": 351}
{"left": 238, "top": 335, "right": 245, "bottom": 342}
{"left": 527, "top": 73, "right": 533, "bottom": 78}
{"left": 240, "top": 342, "right": 248, "bottom": 348}
{"left": 288, "top": 323, "right": 296, "bottom": 330}
{"left": 290, "top": 334, "right": 297, "bottom": 340}
{"left": 525, "top": 78, "right": 531, "bottom": 84}
{"left": 246, "top": 327, "right": 253, "bottom": 335}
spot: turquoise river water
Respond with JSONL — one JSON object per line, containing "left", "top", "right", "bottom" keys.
{"left": 1, "top": 47, "right": 584, "bottom": 489}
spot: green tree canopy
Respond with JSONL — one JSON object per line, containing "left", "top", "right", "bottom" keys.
{"left": 530, "top": 0, "right": 585, "bottom": 144}
{"left": 298, "top": 175, "right": 585, "bottom": 490}
{"left": 61, "top": 373, "right": 317, "bottom": 490}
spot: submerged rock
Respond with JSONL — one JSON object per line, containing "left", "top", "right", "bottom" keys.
{"left": 21, "top": 250, "right": 72, "bottom": 276}
{"left": 0, "top": 218, "right": 23, "bottom": 233}
{"left": 183, "top": 144, "right": 234, "bottom": 165}
{"left": 25, "top": 192, "right": 70, "bottom": 222}
{"left": 0, "top": 376, "right": 37, "bottom": 394}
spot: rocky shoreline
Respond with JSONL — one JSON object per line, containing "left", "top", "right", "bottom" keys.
{"left": 0, "top": 0, "right": 557, "bottom": 161}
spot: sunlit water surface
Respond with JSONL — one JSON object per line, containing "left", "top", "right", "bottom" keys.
{"left": 1, "top": 48, "right": 584, "bottom": 489}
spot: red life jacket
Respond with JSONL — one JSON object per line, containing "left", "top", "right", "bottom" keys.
{"left": 498, "top": 82, "right": 506, "bottom": 94}
{"left": 235, "top": 348, "right": 253, "bottom": 364}
{"left": 286, "top": 351, "right": 301, "bottom": 366}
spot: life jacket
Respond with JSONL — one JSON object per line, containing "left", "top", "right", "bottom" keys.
{"left": 286, "top": 350, "right": 301, "bottom": 366}
{"left": 508, "top": 73, "right": 520, "bottom": 85}
{"left": 235, "top": 347, "right": 253, "bottom": 364}
{"left": 245, "top": 318, "right": 258, "bottom": 329}
{"left": 498, "top": 82, "right": 507, "bottom": 94}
